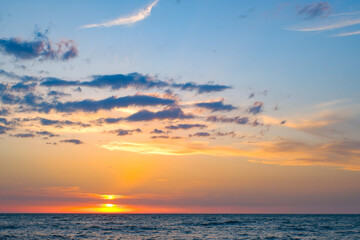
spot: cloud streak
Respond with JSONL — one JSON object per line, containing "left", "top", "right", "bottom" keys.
{"left": 81, "top": 0, "right": 159, "bottom": 28}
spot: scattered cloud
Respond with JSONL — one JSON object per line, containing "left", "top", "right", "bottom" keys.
{"left": 10, "top": 133, "right": 35, "bottom": 138}
{"left": 81, "top": 0, "right": 159, "bottom": 28}
{"left": 36, "top": 131, "right": 59, "bottom": 138}
{"left": 36, "top": 95, "right": 175, "bottom": 113}
{"left": 165, "top": 124, "right": 206, "bottom": 130}
{"left": 296, "top": 2, "right": 331, "bottom": 19}
{"left": 108, "top": 128, "right": 142, "bottom": 136}
{"left": 195, "top": 100, "right": 237, "bottom": 112}
{"left": 0, "top": 32, "right": 78, "bottom": 61}
{"left": 248, "top": 102, "right": 263, "bottom": 115}
{"left": 0, "top": 125, "right": 11, "bottom": 134}
{"left": 189, "top": 132, "right": 210, "bottom": 137}
{"left": 126, "top": 107, "right": 193, "bottom": 121}
{"left": 207, "top": 115, "right": 249, "bottom": 125}
{"left": 151, "top": 128, "right": 168, "bottom": 134}
{"left": 60, "top": 139, "right": 83, "bottom": 145}
{"left": 40, "top": 73, "right": 232, "bottom": 94}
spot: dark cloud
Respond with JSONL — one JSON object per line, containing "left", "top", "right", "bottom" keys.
{"left": 126, "top": 107, "right": 193, "bottom": 122}
{"left": 37, "top": 95, "right": 175, "bottom": 113}
{"left": 248, "top": 93, "right": 255, "bottom": 99}
{"left": 47, "top": 90, "right": 71, "bottom": 98}
{"left": 108, "top": 128, "right": 142, "bottom": 136}
{"left": 0, "top": 69, "right": 38, "bottom": 82}
{"left": 36, "top": 131, "right": 59, "bottom": 138}
{"left": 0, "top": 32, "right": 78, "bottom": 61}
{"left": 82, "top": 73, "right": 168, "bottom": 90}
{"left": 195, "top": 100, "right": 237, "bottom": 112}
{"left": 297, "top": 2, "right": 331, "bottom": 19}
{"left": 247, "top": 102, "right": 263, "bottom": 115}
{"left": 280, "top": 120, "right": 287, "bottom": 125}
{"left": 11, "top": 82, "right": 36, "bottom": 92}
{"left": 60, "top": 139, "right": 83, "bottom": 145}
{"left": 251, "top": 119, "right": 262, "bottom": 127}
{"left": 0, "top": 83, "right": 7, "bottom": 93}
{"left": 165, "top": 123, "right": 206, "bottom": 130}
{"left": 0, "top": 108, "right": 10, "bottom": 116}
{"left": 215, "top": 131, "right": 236, "bottom": 137}
{"left": 172, "top": 82, "right": 231, "bottom": 94}
{"left": 0, "top": 125, "right": 11, "bottom": 134}
{"left": 1, "top": 93, "right": 21, "bottom": 104}
{"left": 39, "top": 73, "right": 231, "bottom": 94}
{"left": 189, "top": 132, "right": 210, "bottom": 137}
{"left": 151, "top": 129, "right": 168, "bottom": 134}
{"left": 207, "top": 115, "right": 249, "bottom": 125}
{"left": 10, "top": 133, "right": 35, "bottom": 138}
{"left": 151, "top": 135, "right": 169, "bottom": 139}
{"left": 38, "top": 118, "right": 90, "bottom": 128}
{"left": 40, "top": 77, "right": 79, "bottom": 87}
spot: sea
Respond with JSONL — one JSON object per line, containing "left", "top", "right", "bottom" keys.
{"left": 0, "top": 214, "right": 359, "bottom": 239}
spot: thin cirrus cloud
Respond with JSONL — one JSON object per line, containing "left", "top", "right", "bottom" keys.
{"left": 296, "top": 2, "right": 331, "bottom": 19}
{"left": 290, "top": 13, "right": 360, "bottom": 37}
{"left": 81, "top": 0, "right": 159, "bottom": 28}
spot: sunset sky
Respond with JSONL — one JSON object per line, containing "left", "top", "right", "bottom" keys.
{"left": 0, "top": 0, "right": 360, "bottom": 213}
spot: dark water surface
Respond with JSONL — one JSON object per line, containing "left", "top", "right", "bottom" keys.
{"left": 0, "top": 214, "right": 359, "bottom": 239}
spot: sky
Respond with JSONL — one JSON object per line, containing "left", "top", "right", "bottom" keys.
{"left": 0, "top": 0, "right": 359, "bottom": 214}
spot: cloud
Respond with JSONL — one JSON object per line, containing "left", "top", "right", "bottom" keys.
{"left": 0, "top": 32, "right": 78, "bottom": 61}
{"left": 0, "top": 125, "right": 11, "bottom": 134}
{"left": 334, "top": 30, "right": 360, "bottom": 37}
{"left": 108, "top": 128, "right": 142, "bottom": 136}
{"left": 10, "top": 82, "right": 36, "bottom": 92}
{"left": 101, "top": 141, "right": 246, "bottom": 156}
{"left": 47, "top": 90, "right": 71, "bottom": 98}
{"left": 195, "top": 100, "right": 237, "bottom": 112}
{"left": 40, "top": 73, "right": 232, "bottom": 94}
{"left": 0, "top": 108, "right": 10, "bottom": 116}
{"left": 10, "top": 133, "right": 35, "bottom": 138}
{"left": 41, "top": 77, "right": 79, "bottom": 87}
{"left": 189, "top": 132, "right": 210, "bottom": 137}
{"left": 126, "top": 107, "right": 193, "bottom": 121}
{"left": 206, "top": 115, "right": 249, "bottom": 125}
{"left": 250, "top": 140, "right": 360, "bottom": 171}
{"left": 297, "top": 2, "right": 331, "bottom": 19}
{"left": 151, "top": 129, "right": 168, "bottom": 134}
{"left": 81, "top": 73, "right": 168, "bottom": 90}
{"left": 290, "top": 16, "right": 360, "bottom": 33}
{"left": 172, "top": 82, "right": 232, "bottom": 94}
{"left": 60, "top": 139, "right": 83, "bottom": 145}
{"left": 37, "top": 95, "right": 175, "bottom": 113}
{"left": 165, "top": 124, "right": 206, "bottom": 130}
{"left": 101, "top": 139, "right": 360, "bottom": 171}
{"left": 37, "top": 118, "right": 90, "bottom": 128}
{"left": 81, "top": 0, "right": 159, "bottom": 28}
{"left": 215, "top": 131, "right": 236, "bottom": 137}
{"left": 151, "top": 135, "right": 169, "bottom": 139}
{"left": 36, "top": 131, "right": 59, "bottom": 138}
{"left": 247, "top": 102, "right": 263, "bottom": 115}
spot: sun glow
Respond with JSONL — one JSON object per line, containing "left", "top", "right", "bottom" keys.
{"left": 100, "top": 194, "right": 123, "bottom": 200}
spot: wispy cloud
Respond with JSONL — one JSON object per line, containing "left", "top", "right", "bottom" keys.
{"left": 81, "top": 0, "right": 159, "bottom": 28}
{"left": 334, "top": 30, "right": 360, "bottom": 37}
{"left": 292, "top": 17, "right": 360, "bottom": 32}
{"left": 296, "top": 2, "right": 331, "bottom": 19}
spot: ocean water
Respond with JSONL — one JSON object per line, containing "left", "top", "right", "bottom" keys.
{"left": 0, "top": 214, "right": 359, "bottom": 239}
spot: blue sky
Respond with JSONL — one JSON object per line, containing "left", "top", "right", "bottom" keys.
{"left": 0, "top": 0, "right": 360, "bottom": 213}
